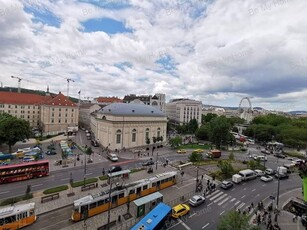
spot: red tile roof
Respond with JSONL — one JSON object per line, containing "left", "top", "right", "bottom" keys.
{"left": 96, "top": 96, "right": 123, "bottom": 103}
{"left": 0, "top": 91, "right": 77, "bottom": 107}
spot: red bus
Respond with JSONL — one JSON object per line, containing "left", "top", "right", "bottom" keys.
{"left": 0, "top": 160, "right": 49, "bottom": 184}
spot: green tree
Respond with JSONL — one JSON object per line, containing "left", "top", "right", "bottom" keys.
{"left": 209, "top": 116, "right": 232, "bottom": 149}
{"left": 217, "top": 210, "right": 260, "bottom": 230}
{"left": 202, "top": 113, "right": 218, "bottom": 124}
{"left": 217, "top": 160, "right": 234, "bottom": 178}
{"left": 0, "top": 113, "right": 31, "bottom": 152}
{"left": 189, "top": 152, "right": 203, "bottom": 163}
{"left": 169, "top": 136, "right": 182, "bottom": 148}
{"left": 188, "top": 118, "right": 199, "bottom": 134}
{"left": 195, "top": 125, "right": 210, "bottom": 140}
{"left": 228, "top": 152, "right": 235, "bottom": 161}
{"left": 85, "top": 146, "right": 93, "bottom": 156}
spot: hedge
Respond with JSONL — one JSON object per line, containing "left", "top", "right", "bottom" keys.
{"left": 71, "top": 178, "right": 98, "bottom": 187}
{"left": 0, "top": 193, "right": 33, "bottom": 206}
{"left": 43, "top": 185, "right": 69, "bottom": 195}
{"left": 284, "top": 151, "right": 305, "bottom": 159}
{"left": 99, "top": 175, "right": 108, "bottom": 181}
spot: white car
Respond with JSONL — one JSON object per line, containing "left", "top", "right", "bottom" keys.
{"left": 108, "top": 153, "right": 118, "bottom": 162}
{"left": 254, "top": 155, "right": 267, "bottom": 161}
{"left": 265, "top": 168, "right": 275, "bottom": 175}
{"left": 189, "top": 195, "right": 205, "bottom": 207}
{"left": 260, "top": 175, "right": 273, "bottom": 182}
{"left": 254, "top": 169, "right": 265, "bottom": 177}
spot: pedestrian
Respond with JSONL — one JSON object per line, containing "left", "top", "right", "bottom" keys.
{"left": 292, "top": 214, "right": 297, "bottom": 222}
{"left": 238, "top": 209, "right": 241, "bottom": 214}
{"left": 257, "top": 214, "right": 261, "bottom": 225}
{"left": 207, "top": 180, "right": 210, "bottom": 186}
{"left": 251, "top": 202, "right": 254, "bottom": 209}
{"left": 201, "top": 175, "right": 204, "bottom": 180}
{"left": 102, "top": 168, "right": 105, "bottom": 176}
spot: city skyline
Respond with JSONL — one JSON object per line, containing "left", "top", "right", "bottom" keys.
{"left": 1, "top": 0, "right": 307, "bottom": 111}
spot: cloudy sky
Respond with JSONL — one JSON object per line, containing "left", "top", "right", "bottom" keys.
{"left": 0, "top": 0, "right": 306, "bottom": 111}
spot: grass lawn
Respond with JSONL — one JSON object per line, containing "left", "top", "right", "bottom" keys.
{"left": 0, "top": 194, "right": 33, "bottom": 206}
{"left": 71, "top": 178, "right": 98, "bottom": 187}
{"left": 43, "top": 185, "right": 69, "bottom": 195}
{"left": 177, "top": 144, "right": 212, "bottom": 150}
{"left": 284, "top": 151, "right": 306, "bottom": 159}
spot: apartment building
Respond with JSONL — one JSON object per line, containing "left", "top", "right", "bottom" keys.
{"left": 165, "top": 98, "right": 202, "bottom": 126}
{"left": 92, "top": 96, "right": 123, "bottom": 106}
{"left": 0, "top": 91, "right": 78, "bottom": 135}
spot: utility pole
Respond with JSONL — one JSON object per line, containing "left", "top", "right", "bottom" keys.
{"left": 83, "top": 150, "right": 87, "bottom": 187}
{"left": 107, "top": 175, "right": 113, "bottom": 230}
{"left": 156, "top": 152, "right": 159, "bottom": 170}
{"left": 195, "top": 164, "right": 199, "bottom": 192}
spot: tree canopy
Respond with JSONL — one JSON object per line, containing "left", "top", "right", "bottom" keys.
{"left": 218, "top": 210, "right": 260, "bottom": 230}
{"left": 0, "top": 113, "right": 31, "bottom": 153}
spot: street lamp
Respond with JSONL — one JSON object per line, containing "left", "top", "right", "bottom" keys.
{"left": 83, "top": 152, "right": 87, "bottom": 187}
{"left": 156, "top": 152, "right": 159, "bottom": 170}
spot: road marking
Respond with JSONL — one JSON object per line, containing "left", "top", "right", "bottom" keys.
{"left": 252, "top": 189, "right": 256, "bottom": 192}
{"left": 86, "top": 173, "right": 93, "bottom": 176}
{"left": 209, "top": 191, "right": 223, "bottom": 201}
{"left": 218, "top": 197, "right": 230, "bottom": 206}
{"left": 189, "top": 213, "right": 196, "bottom": 218}
{"left": 206, "top": 190, "right": 220, "bottom": 198}
{"left": 178, "top": 219, "right": 192, "bottom": 230}
{"left": 214, "top": 194, "right": 228, "bottom": 203}
{"left": 32, "top": 183, "right": 43, "bottom": 188}
{"left": 256, "top": 194, "right": 260, "bottom": 197}
{"left": 230, "top": 198, "right": 236, "bottom": 202}
{"left": 241, "top": 195, "right": 246, "bottom": 199}
{"left": 61, "top": 178, "right": 70, "bottom": 181}
{"left": 202, "top": 223, "right": 210, "bottom": 229}
{"left": 219, "top": 210, "right": 225, "bottom": 215}
{"left": 237, "top": 202, "right": 245, "bottom": 210}
{"left": 207, "top": 202, "right": 213, "bottom": 206}
{"left": 262, "top": 184, "right": 266, "bottom": 187}
{"left": 0, "top": 191, "right": 9, "bottom": 195}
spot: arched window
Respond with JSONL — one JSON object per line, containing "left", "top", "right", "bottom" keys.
{"left": 157, "top": 128, "right": 161, "bottom": 138}
{"left": 116, "top": 129, "right": 121, "bottom": 144}
{"left": 132, "top": 129, "right": 137, "bottom": 142}
{"left": 145, "top": 128, "right": 149, "bottom": 140}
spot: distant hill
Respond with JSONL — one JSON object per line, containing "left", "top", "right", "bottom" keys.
{"left": 0, "top": 87, "right": 78, "bottom": 103}
{"left": 288, "top": 111, "right": 307, "bottom": 115}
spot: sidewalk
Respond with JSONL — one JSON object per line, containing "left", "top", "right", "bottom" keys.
{"left": 11, "top": 165, "right": 198, "bottom": 230}
{"left": 249, "top": 188, "right": 304, "bottom": 229}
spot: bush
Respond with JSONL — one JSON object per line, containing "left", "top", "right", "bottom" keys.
{"left": 71, "top": 178, "right": 98, "bottom": 187}
{"left": 130, "top": 168, "right": 144, "bottom": 173}
{"left": 284, "top": 151, "right": 305, "bottom": 159}
{"left": 99, "top": 175, "right": 108, "bottom": 181}
{"left": 0, "top": 194, "right": 33, "bottom": 206}
{"left": 43, "top": 185, "right": 69, "bottom": 195}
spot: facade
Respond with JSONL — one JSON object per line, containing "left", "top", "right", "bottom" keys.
{"left": 93, "top": 96, "right": 123, "bottom": 106}
{"left": 0, "top": 91, "right": 78, "bottom": 135}
{"left": 123, "top": 94, "right": 166, "bottom": 112}
{"left": 165, "top": 99, "right": 202, "bottom": 126}
{"left": 79, "top": 103, "right": 101, "bottom": 129}
{"left": 90, "top": 103, "right": 167, "bottom": 151}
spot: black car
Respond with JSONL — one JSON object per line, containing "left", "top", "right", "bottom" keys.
{"left": 302, "top": 213, "right": 307, "bottom": 226}
{"left": 274, "top": 154, "right": 286, "bottom": 159}
{"left": 45, "top": 151, "right": 57, "bottom": 155}
{"left": 142, "top": 159, "right": 154, "bottom": 166}
{"left": 108, "top": 166, "right": 122, "bottom": 173}
{"left": 91, "top": 140, "right": 99, "bottom": 147}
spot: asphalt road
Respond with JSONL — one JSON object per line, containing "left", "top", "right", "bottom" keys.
{"left": 167, "top": 173, "right": 301, "bottom": 230}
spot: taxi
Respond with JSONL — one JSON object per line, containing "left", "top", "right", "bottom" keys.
{"left": 194, "top": 149, "right": 204, "bottom": 153}
{"left": 177, "top": 149, "right": 187, "bottom": 154}
{"left": 172, "top": 204, "right": 190, "bottom": 218}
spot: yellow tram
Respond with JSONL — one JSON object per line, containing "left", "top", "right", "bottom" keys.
{"left": 72, "top": 171, "right": 177, "bottom": 221}
{"left": 0, "top": 203, "right": 36, "bottom": 230}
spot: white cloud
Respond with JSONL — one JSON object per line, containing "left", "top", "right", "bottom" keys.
{"left": 0, "top": 0, "right": 307, "bottom": 110}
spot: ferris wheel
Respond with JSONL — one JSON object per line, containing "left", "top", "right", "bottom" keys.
{"left": 238, "top": 97, "right": 253, "bottom": 123}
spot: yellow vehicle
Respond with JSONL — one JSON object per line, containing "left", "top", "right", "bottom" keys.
{"left": 0, "top": 203, "right": 36, "bottom": 230}
{"left": 72, "top": 171, "right": 177, "bottom": 221}
{"left": 177, "top": 149, "right": 186, "bottom": 154}
{"left": 172, "top": 204, "right": 190, "bottom": 218}
{"left": 194, "top": 149, "right": 204, "bottom": 153}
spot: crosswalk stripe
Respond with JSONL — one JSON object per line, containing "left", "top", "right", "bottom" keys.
{"left": 206, "top": 190, "right": 220, "bottom": 198}
{"left": 237, "top": 202, "right": 245, "bottom": 210}
{"left": 209, "top": 191, "right": 224, "bottom": 201}
{"left": 218, "top": 197, "right": 230, "bottom": 206}
{"left": 230, "top": 198, "right": 236, "bottom": 202}
{"left": 214, "top": 194, "right": 228, "bottom": 203}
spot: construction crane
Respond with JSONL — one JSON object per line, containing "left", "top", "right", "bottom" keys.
{"left": 11, "top": 76, "right": 23, "bottom": 93}
{"left": 66, "top": 78, "right": 75, "bottom": 98}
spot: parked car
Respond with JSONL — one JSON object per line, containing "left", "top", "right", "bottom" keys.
{"left": 189, "top": 195, "right": 205, "bottom": 207}
{"left": 107, "top": 153, "right": 118, "bottom": 162}
{"left": 253, "top": 155, "right": 267, "bottom": 161}
{"left": 254, "top": 169, "right": 265, "bottom": 177}
{"left": 91, "top": 140, "right": 99, "bottom": 147}
{"left": 292, "top": 159, "right": 304, "bottom": 166}
{"left": 142, "top": 159, "right": 154, "bottom": 166}
{"left": 194, "top": 149, "right": 204, "bottom": 153}
{"left": 45, "top": 150, "right": 57, "bottom": 155}
{"left": 301, "top": 213, "right": 307, "bottom": 226}
{"left": 108, "top": 166, "right": 122, "bottom": 173}
{"left": 275, "top": 173, "right": 289, "bottom": 179}
{"left": 220, "top": 180, "right": 234, "bottom": 190}
{"left": 265, "top": 168, "right": 275, "bottom": 175}
{"left": 260, "top": 175, "right": 273, "bottom": 182}
{"left": 274, "top": 153, "right": 286, "bottom": 159}
{"left": 172, "top": 204, "right": 190, "bottom": 218}
{"left": 177, "top": 149, "right": 186, "bottom": 154}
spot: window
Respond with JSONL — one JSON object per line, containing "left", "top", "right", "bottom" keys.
{"left": 72, "top": 109, "right": 74, "bottom": 112}
{"left": 59, "top": 108, "right": 61, "bottom": 111}
{"left": 143, "top": 185, "right": 148, "bottom": 190}
{"left": 51, "top": 113, "right": 54, "bottom": 117}
{"left": 89, "top": 202, "right": 97, "bottom": 209}
{"left": 132, "top": 129, "right": 136, "bottom": 142}
{"left": 97, "top": 200, "right": 104, "bottom": 206}
{"left": 145, "top": 128, "right": 149, "bottom": 140}
{"left": 157, "top": 128, "right": 161, "bottom": 138}
{"left": 65, "top": 119, "right": 67, "bottom": 123}
{"left": 116, "top": 130, "right": 121, "bottom": 144}
{"left": 65, "top": 113, "right": 67, "bottom": 117}
{"left": 15, "top": 110, "right": 17, "bottom": 113}
{"left": 58, "top": 119, "right": 61, "bottom": 123}
{"left": 52, "top": 108, "right": 54, "bottom": 111}
{"left": 28, "top": 115, "right": 30, "bottom": 119}
{"left": 129, "top": 189, "right": 135, "bottom": 195}
{"left": 59, "top": 113, "right": 61, "bottom": 117}
{"left": 15, "top": 105, "right": 17, "bottom": 108}
{"left": 33, "top": 111, "right": 35, "bottom": 114}
{"left": 28, "top": 106, "right": 30, "bottom": 109}
{"left": 119, "top": 193, "right": 125, "bottom": 199}
{"left": 66, "top": 108, "right": 68, "bottom": 111}
{"left": 71, "top": 113, "right": 74, "bottom": 117}
{"left": 28, "top": 111, "right": 30, "bottom": 114}
{"left": 8, "top": 105, "right": 11, "bottom": 108}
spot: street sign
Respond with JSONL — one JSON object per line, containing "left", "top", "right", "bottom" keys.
{"left": 269, "top": 195, "right": 275, "bottom": 200}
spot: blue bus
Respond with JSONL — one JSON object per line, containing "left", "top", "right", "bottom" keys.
{"left": 131, "top": 203, "right": 172, "bottom": 230}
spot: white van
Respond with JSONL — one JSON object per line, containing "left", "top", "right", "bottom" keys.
{"left": 108, "top": 153, "right": 118, "bottom": 162}
{"left": 232, "top": 174, "right": 242, "bottom": 184}
{"left": 238, "top": 169, "right": 257, "bottom": 181}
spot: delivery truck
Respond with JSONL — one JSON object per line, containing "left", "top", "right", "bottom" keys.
{"left": 232, "top": 174, "right": 242, "bottom": 184}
